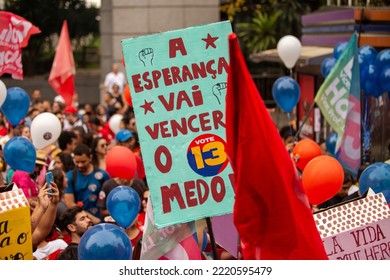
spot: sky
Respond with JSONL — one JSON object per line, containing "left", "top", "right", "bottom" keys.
{"left": 87, "top": 0, "right": 101, "bottom": 7}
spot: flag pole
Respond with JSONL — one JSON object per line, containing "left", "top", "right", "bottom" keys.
{"left": 292, "top": 102, "right": 315, "bottom": 143}
{"left": 206, "top": 217, "right": 219, "bottom": 260}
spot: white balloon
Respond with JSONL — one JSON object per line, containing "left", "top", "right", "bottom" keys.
{"left": 31, "top": 112, "right": 62, "bottom": 149}
{"left": 277, "top": 35, "right": 302, "bottom": 69}
{"left": 0, "top": 80, "right": 7, "bottom": 107}
{"left": 108, "top": 114, "right": 123, "bottom": 134}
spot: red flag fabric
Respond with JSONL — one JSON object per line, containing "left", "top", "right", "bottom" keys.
{"left": 0, "top": 11, "right": 41, "bottom": 80}
{"left": 48, "top": 20, "right": 75, "bottom": 106}
{"left": 225, "top": 33, "right": 328, "bottom": 260}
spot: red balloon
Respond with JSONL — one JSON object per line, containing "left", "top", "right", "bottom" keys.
{"left": 302, "top": 155, "right": 344, "bottom": 205}
{"left": 123, "top": 84, "right": 132, "bottom": 106}
{"left": 292, "top": 139, "right": 322, "bottom": 171}
{"left": 106, "top": 146, "right": 137, "bottom": 180}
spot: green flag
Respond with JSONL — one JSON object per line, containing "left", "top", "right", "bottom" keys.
{"left": 315, "top": 33, "right": 358, "bottom": 151}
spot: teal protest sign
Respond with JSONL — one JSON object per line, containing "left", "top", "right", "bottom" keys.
{"left": 121, "top": 21, "right": 234, "bottom": 227}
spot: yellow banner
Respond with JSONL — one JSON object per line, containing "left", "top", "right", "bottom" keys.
{"left": 0, "top": 206, "right": 33, "bottom": 260}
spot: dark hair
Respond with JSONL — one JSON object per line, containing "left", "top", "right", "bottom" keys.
{"left": 343, "top": 169, "right": 354, "bottom": 184}
{"left": 357, "top": 163, "right": 370, "bottom": 181}
{"left": 59, "top": 206, "right": 84, "bottom": 234}
{"left": 58, "top": 131, "right": 77, "bottom": 151}
{"left": 52, "top": 168, "right": 65, "bottom": 196}
{"left": 279, "top": 125, "right": 296, "bottom": 141}
{"left": 57, "top": 243, "right": 78, "bottom": 260}
{"left": 58, "top": 152, "right": 75, "bottom": 173}
{"left": 73, "top": 143, "right": 91, "bottom": 157}
{"left": 91, "top": 137, "right": 105, "bottom": 169}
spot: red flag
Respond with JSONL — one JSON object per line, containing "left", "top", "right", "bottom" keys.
{"left": 48, "top": 20, "right": 75, "bottom": 106}
{"left": 0, "top": 11, "right": 41, "bottom": 80}
{"left": 226, "top": 33, "right": 328, "bottom": 260}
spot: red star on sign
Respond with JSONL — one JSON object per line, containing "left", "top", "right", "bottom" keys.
{"left": 202, "top": 33, "right": 218, "bottom": 49}
{"left": 140, "top": 99, "right": 155, "bottom": 114}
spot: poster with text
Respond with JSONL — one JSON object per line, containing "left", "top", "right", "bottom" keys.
{"left": 121, "top": 21, "right": 235, "bottom": 227}
{"left": 0, "top": 207, "right": 33, "bottom": 260}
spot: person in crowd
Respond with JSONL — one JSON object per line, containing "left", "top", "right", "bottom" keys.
{"left": 14, "top": 124, "right": 31, "bottom": 141}
{"left": 52, "top": 152, "right": 75, "bottom": 173}
{"left": 87, "top": 116, "right": 114, "bottom": 144}
{"left": 54, "top": 206, "right": 94, "bottom": 260}
{"left": 31, "top": 180, "right": 60, "bottom": 251}
{"left": 115, "top": 129, "right": 146, "bottom": 181}
{"left": 52, "top": 100, "right": 66, "bottom": 114}
{"left": 72, "top": 126, "right": 86, "bottom": 146}
{"left": 385, "top": 142, "right": 390, "bottom": 165}
{"left": 33, "top": 230, "right": 68, "bottom": 260}
{"left": 97, "top": 176, "right": 147, "bottom": 219}
{"left": 42, "top": 99, "right": 52, "bottom": 113}
{"left": 30, "top": 89, "right": 42, "bottom": 103}
{"left": 104, "top": 63, "right": 126, "bottom": 95}
{"left": 57, "top": 130, "right": 78, "bottom": 155}
{"left": 103, "top": 91, "right": 122, "bottom": 120}
{"left": 63, "top": 106, "right": 87, "bottom": 132}
{"left": 279, "top": 125, "right": 297, "bottom": 153}
{"left": 137, "top": 187, "right": 150, "bottom": 230}
{"left": 95, "top": 104, "right": 108, "bottom": 124}
{"left": 0, "top": 111, "right": 8, "bottom": 137}
{"left": 317, "top": 169, "right": 354, "bottom": 209}
{"left": 51, "top": 167, "right": 69, "bottom": 227}
{"left": 91, "top": 137, "right": 108, "bottom": 170}
{"left": 11, "top": 150, "right": 48, "bottom": 200}
{"left": 63, "top": 144, "right": 110, "bottom": 224}
{"left": 56, "top": 243, "right": 78, "bottom": 260}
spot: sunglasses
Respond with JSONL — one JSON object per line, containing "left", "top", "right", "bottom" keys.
{"left": 100, "top": 143, "right": 108, "bottom": 148}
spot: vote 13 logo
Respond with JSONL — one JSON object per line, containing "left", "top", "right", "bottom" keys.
{"left": 187, "top": 133, "right": 228, "bottom": 177}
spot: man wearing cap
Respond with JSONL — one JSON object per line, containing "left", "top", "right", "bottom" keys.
{"left": 115, "top": 129, "right": 146, "bottom": 181}
{"left": 63, "top": 106, "right": 88, "bottom": 133}
{"left": 11, "top": 150, "right": 48, "bottom": 200}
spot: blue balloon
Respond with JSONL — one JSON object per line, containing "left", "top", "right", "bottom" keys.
{"left": 359, "top": 163, "right": 390, "bottom": 203}
{"left": 359, "top": 45, "right": 378, "bottom": 65}
{"left": 375, "top": 49, "right": 390, "bottom": 72}
{"left": 364, "top": 64, "right": 384, "bottom": 98}
{"left": 359, "top": 54, "right": 369, "bottom": 87}
{"left": 4, "top": 136, "right": 36, "bottom": 172}
{"left": 321, "top": 57, "right": 336, "bottom": 78}
{"left": 1, "top": 87, "right": 30, "bottom": 127}
{"left": 106, "top": 186, "right": 140, "bottom": 229}
{"left": 379, "top": 66, "right": 390, "bottom": 92}
{"left": 78, "top": 223, "right": 132, "bottom": 260}
{"left": 272, "top": 76, "right": 300, "bottom": 113}
{"left": 334, "top": 42, "right": 348, "bottom": 60}
{"left": 325, "top": 132, "right": 338, "bottom": 157}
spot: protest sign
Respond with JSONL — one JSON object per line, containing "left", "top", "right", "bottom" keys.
{"left": 0, "top": 188, "right": 32, "bottom": 260}
{"left": 314, "top": 193, "right": 390, "bottom": 260}
{"left": 122, "top": 21, "right": 234, "bottom": 227}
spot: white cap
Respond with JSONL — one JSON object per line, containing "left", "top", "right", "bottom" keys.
{"left": 54, "top": 95, "right": 65, "bottom": 104}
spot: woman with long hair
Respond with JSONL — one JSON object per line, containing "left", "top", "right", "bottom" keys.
{"left": 91, "top": 137, "right": 108, "bottom": 170}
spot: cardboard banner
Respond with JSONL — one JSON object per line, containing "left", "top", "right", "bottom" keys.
{"left": 323, "top": 218, "right": 390, "bottom": 260}
{"left": 121, "top": 21, "right": 235, "bottom": 227}
{"left": 314, "top": 192, "right": 390, "bottom": 260}
{"left": 0, "top": 187, "right": 32, "bottom": 260}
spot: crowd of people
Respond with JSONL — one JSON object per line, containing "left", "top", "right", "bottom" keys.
{"left": 0, "top": 62, "right": 387, "bottom": 260}
{"left": 0, "top": 63, "right": 154, "bottom": 260}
